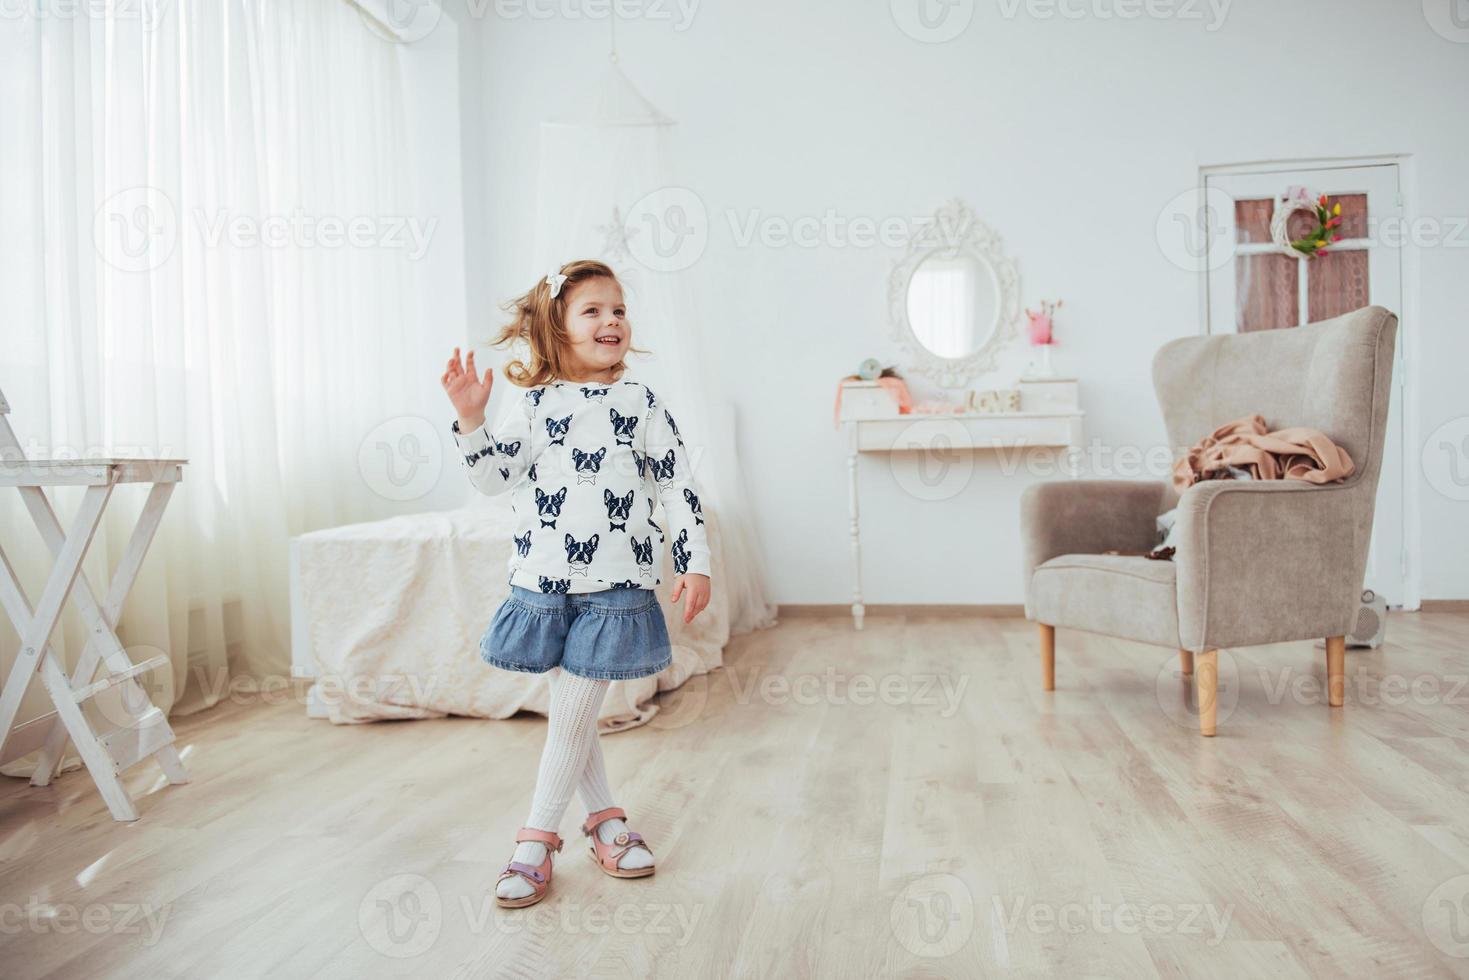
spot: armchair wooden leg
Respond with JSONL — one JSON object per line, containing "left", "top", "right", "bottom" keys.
{"left": 1039, "top": 624, "right": 1055, "bottom": 692}
{"left": 1196, "top": 649, "right": 1218, "bottom": 737}
{"left": 1178, "top": 649, "right": 1194, "bottom": 676}
{"left": 1325, "top": 636, "right": 1345, "bottom": 708}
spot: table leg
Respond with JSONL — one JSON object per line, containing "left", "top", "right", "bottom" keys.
{"left": 848, "top": 452, "right": 864, "bottom": 630}
{"left": 28, "top": 481, "right": 187, "bottom": 786}
{"left": 0, "top": 485, "right": 112, "bottom": 759}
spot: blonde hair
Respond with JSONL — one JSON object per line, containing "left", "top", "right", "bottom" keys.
{"left": 492, "top": 260, "right": 647, "bottom": 387}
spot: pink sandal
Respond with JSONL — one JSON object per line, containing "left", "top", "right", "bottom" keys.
{"left": 495, "top": 827, "right": 563, "bottom": 908}
{"left": 581, "top": 806, "right": 656, "bottom": 879}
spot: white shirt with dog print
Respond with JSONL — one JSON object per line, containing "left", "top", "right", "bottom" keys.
{"left": 451, "top": 379, "right": 712, "bottom": 594}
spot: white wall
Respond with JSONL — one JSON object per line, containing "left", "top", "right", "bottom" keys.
{"left": 461, "top": 0, "right": 1469, "bottom": 604}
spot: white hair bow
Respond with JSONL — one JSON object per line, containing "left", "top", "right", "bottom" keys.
{"left": 545, "top": 271, "right": 568, "bottom": 297}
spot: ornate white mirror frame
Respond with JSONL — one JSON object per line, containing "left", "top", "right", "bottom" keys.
{"left": 887, "top": 199, "right": 1021, "bottom": 388}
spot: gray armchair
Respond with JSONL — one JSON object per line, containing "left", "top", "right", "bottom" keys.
{"left": 1021, "top": 306, "right": 1398, "bottom": 736}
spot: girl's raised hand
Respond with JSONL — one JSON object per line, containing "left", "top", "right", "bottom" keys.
{"left": 441, "top": 347, "right": 493, "bottom": 425}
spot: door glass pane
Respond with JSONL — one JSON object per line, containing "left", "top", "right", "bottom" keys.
{"left": 1235, "top": 199, "right": 1273, "bottom": 243}
{"left": 1307, "top": 249, "right": 1370, "bottom": 320}
{"left": 1236, "top": 253, "right": 1298, "bottom": 331}
{"left": 1332, "top": 193, "right": 1369, "bottom": 238}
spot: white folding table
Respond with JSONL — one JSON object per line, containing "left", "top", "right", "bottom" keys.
{"left": 0, "top": 389, "right": 190, "bottom": 821}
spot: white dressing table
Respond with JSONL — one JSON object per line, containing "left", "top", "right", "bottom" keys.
{"left": 841, "top": 199, "right": 1083, "bottom": 629}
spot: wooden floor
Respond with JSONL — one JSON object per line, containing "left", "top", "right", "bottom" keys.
{"left": 3, "top": 611, "right": 1469, "bottom": 978}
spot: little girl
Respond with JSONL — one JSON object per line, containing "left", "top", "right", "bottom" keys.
{"left": 439, "top": 259, "right": 713, "bottom": 909}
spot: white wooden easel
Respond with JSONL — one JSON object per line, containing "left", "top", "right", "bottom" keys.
{"left": 0, "top": 387, "right": 190, "bottom": 821}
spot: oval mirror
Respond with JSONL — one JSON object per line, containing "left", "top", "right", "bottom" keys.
{"left": 904, "top": 251, "right": 1000, "bottom": 359}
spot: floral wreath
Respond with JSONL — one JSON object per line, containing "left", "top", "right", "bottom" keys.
{"left": 1270, "top": 187, "right": 1344, "bottom": 259}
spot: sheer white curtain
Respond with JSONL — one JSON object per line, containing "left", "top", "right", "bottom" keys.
{"left": 529, "top": 65, "right": 777, "bottom": 635}
{"left": 0, "top": 1, "right": 427, "bottom": 774}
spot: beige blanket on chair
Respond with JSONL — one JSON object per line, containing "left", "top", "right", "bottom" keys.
{"left": 294, "top": 493, "right": 732, "bottom": 734}
{"left": 1172, "top": 414, "right": 1355, "bottom": 495}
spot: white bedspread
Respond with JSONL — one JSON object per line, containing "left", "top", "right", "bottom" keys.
{"left": 294, "top": 493, "right": 731, "bottom": 733}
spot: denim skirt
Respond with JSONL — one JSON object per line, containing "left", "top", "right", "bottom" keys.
{"left": 479, "top": 585, "right": 673, "bottom": 681}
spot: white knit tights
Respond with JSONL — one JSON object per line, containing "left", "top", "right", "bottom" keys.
{"left": 498, "top": 670, "right": 653, "bottom": 900}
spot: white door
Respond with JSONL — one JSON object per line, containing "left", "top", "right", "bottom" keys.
{"left": 1203, "top": 163, "right": 1410, "bottom": 608}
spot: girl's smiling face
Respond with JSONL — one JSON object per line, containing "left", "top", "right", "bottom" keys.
{"left": 561, "top": 276, "right": 629, "bottom": 382}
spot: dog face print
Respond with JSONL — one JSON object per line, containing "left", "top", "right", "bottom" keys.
{"left": 545, "top": 413, "right": 572, "bottom": 446}
{"left": 604, "top": 488, "right": 633, "bottom": 531}
{"left": 512, "top": 530, "right": 532, "bottom": 568}
{"left": 609, "top": 408, "right": 638, "bottom": 446}
{"left": 630, "top": 535, "right": 655, "bottom": 578}
{"left": 683, "top": 488, "right": 704, "bottom": 525}
{"left": 527, "top": 387, "right": 546, "bottom": 407}
{"left": 672, "top": 528, "right": 691, "bottom": 575}
{"left": 647, "top": 496, "right": 663, "bottom": 541}
{"left": 564, "top": 533, "right": 600, "bottom": 576}
{"left": 534, "top": 486, "right": 568, "bottom": 527}
{"left": 664, "top": 409, "right": 683, "bottom": 446}
{"left": 571, "top": 447, "right": 607, "bottom": 485}
{"left": 528, "top": 462, "right": 538, "bottom": 483}
{"left": 645, "top": 387, "right": 657, "bottom": 411}
{"left": 607, "top": 580, "right": 640, "bottom": 589}
{"left": 581, "top": 385, "right": 609, "bottom": 402}
{"left": 538, "top": 576, "right": 570, "bottom": 594}
{"left": 648, "top": 449, "right": 677, "bottom": 487}
{"left": 462, "top": 442, "right": 494, "bottom": 469}
{"left": 494, "top": 438, "right": 521, "bottom": 458}
{"left": 631, "top": 449, "right": 647, "bottom": 480}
